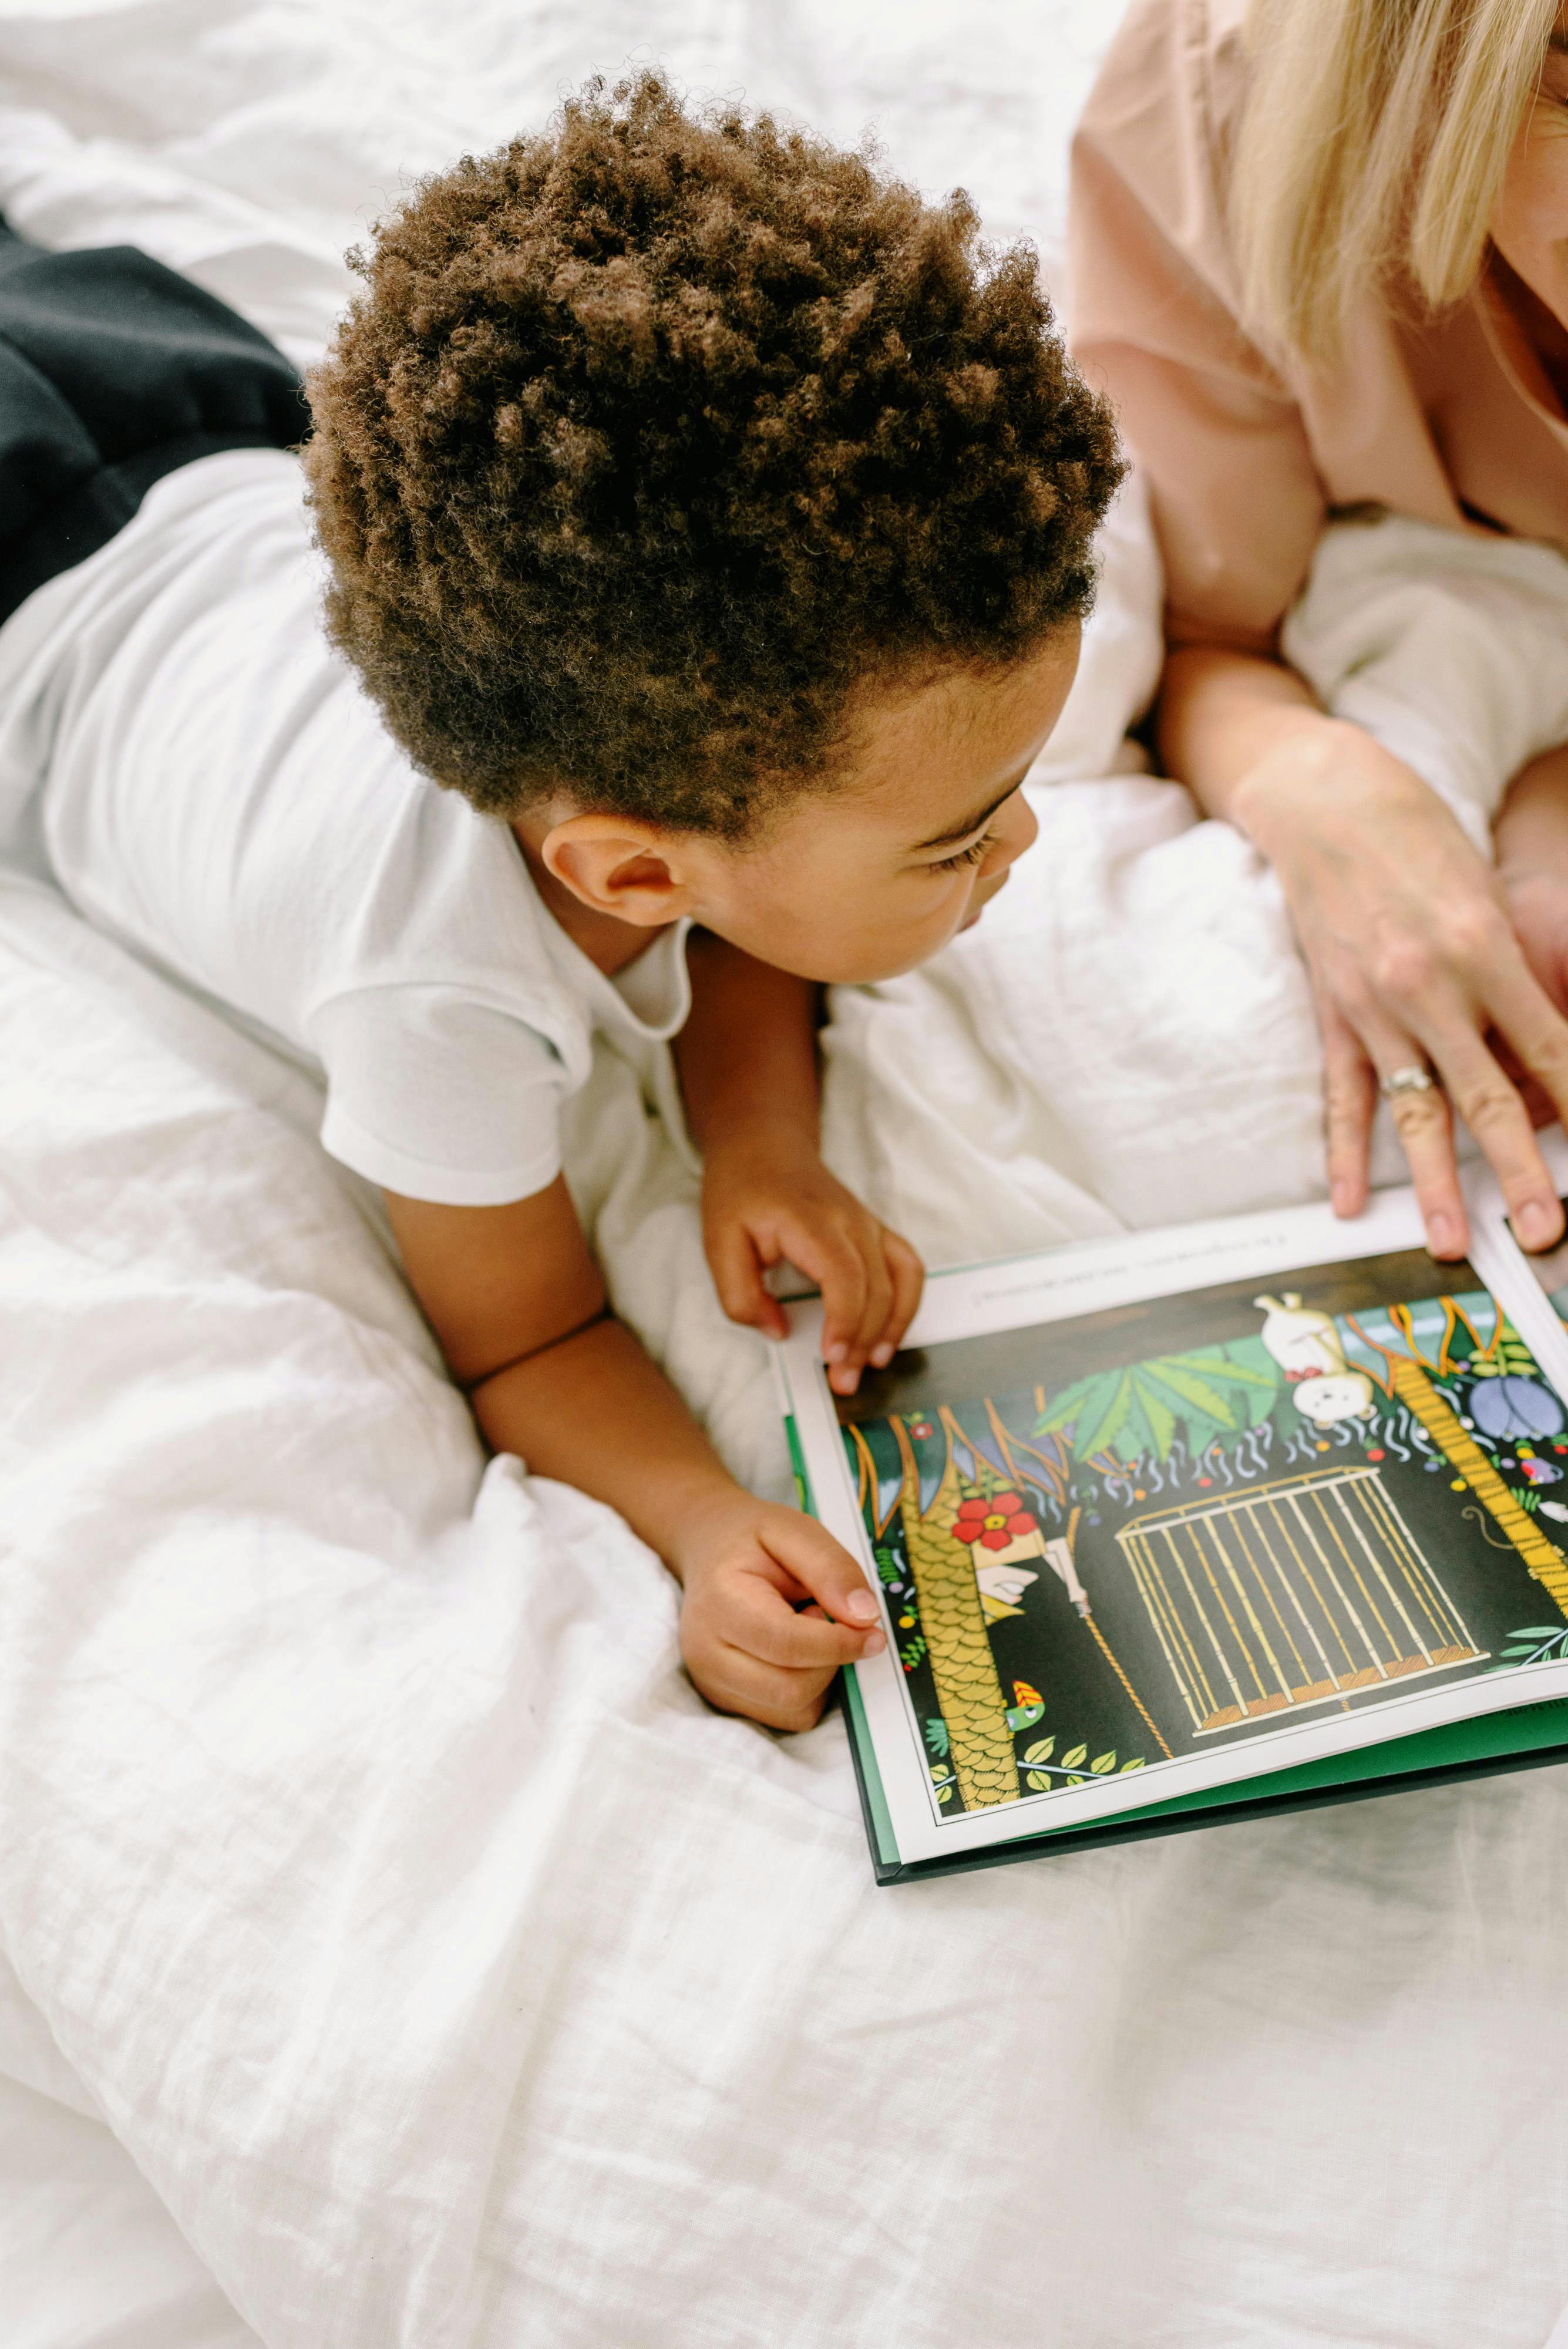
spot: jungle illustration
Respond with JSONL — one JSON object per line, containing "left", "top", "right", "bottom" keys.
{"left": 837, "top": 1248, "right": 1568, "bottom": 1822}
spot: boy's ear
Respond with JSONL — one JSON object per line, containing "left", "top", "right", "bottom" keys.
{"left": 540, "top": 814, "right": 701, "bottom": 927}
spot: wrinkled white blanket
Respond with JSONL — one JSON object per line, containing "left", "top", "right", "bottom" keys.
{"left": 5, "top": 5, "right": 1568, "bottom": 2347}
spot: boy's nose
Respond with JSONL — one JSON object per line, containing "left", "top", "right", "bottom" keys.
{"left": 991, "top": 789, "right": 1038, "bottom": 868}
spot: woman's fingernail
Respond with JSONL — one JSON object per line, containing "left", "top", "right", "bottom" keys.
{"left": 1516, "top": 1199, "right": 1560, "bottom": 1251}
{"left": 830, "top": 1365, "right": 861, "bottom": 1395}
{"left": 1330, "top": 1180, "right": 1355, "bottom": 1216}
{"left": 870, "top": 1342, "right": 894, "bottom": 1368}
{"left": 844, "top": 1589, "right": 879, "bottom": 1624}
{"left": 824, "top": 1340, "right": 846, "bottom": 1364}
{"left": 860, "top": 1630, "right": 886, "bottom": 1656}
{"left": 1427, "top": 1212, "right": 1458, "bottom": 1256}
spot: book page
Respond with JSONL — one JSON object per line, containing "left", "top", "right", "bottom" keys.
{"left": 783, "top": 1173, "right": 1568, "bottom": 1866}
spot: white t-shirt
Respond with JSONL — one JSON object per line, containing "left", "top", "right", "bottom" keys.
{"left": 0, "top": 450, "right": 692, "bottom": 1206}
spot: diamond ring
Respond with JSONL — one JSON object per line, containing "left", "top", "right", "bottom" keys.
{"left": 1379, "top": 1065, "right": 1436, "bottom": 1101}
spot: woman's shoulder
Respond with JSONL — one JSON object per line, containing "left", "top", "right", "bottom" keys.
{"left": 1083, "top": 0, "right": 1251, "bottom": 167}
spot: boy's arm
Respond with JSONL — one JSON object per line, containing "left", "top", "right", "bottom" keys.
{"left": 385, "top": 1176, "right": 884, "bottom": 1731}
{"left": 676, "top": 930, "right": 923, "bottom": 1394}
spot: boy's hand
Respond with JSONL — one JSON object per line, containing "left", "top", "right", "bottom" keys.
{"left": 674, "top": 1490, "right": 886, "bottom": 1733}
{"left": 701, "top": 1126, "right": 924, "bottom": 1395}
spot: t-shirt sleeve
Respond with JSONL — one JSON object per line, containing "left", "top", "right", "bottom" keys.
{"left": 309, "top": 985, "right": 565, "bottom": 1206}
{"left": 1066, "top": 0, "right": 1326, "bottom": 647}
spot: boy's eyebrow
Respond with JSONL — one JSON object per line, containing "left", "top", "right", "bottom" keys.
{"left": 911, "top": 780, "right": 1022, "bottom": 854}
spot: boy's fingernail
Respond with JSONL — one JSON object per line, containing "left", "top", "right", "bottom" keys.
{"left": 860, "top": 1630, "right": 886, "bottom": 1656}
{"left": 824, "top": 1340, "right": 846, "bottom": 1364}
{"left": 870, "top": 1342, "right": 894, "bottom": 1367}
{"left": 1330, "top": 1180, "right": 1355, "bottom": 1216}
{"left": 1516, "top": 1199, "right": 1560, "bottom": 1251}
{"left": 843, "top": 1590, "right": 879, "bottom": 1624}
{"left": 1427, "top": 1211, "right": 1458, "bottom": 1256}
{"left": 830, "top": 1365, "right": 861, "bottom": 1395}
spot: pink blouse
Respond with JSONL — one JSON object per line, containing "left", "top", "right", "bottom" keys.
{"left": 1068, "top": 0, "right": 1568, "bottom": 646}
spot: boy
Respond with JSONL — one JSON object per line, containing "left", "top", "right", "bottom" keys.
{"left": 0, "top": 76, "right": 1121, "bottom": 1731}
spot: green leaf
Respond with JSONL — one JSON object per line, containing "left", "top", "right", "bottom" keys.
{"left": 1025, "top": 1771, "right": 1049, "bottom": 1792}
{"left": 1075, "top": 1372, "right": 1135, "bottom": 1462}
{"left": 1031, "top": 1371, "right": 1109, "bottom": 1436}
{"left": 1091, "top": 1751, "right": 1118, "bottom": 1773}
{"left": 1022, "top": 1736, "right": 1056, "bottom": 1765}
{"left": 1061, "top": 1743, "right": 1088, "bottom": 1769}
{"left": 1140, "top": 1387, "right": 1178, "bottom": 1461}
{"left": 1119, "top": 1757, "right": 1146, "bottom": 1772}
{"left": 1159, "top": 1350, "right": 1276, "bottom": 1389}
{"left": 923, "top": 1718, "right": 951, "bottom": 1758}
{"left": 1142, "top": 1362, "right": 1240, "bottom": 1426}
{"left": 1065, "top": 1775, "right": 1086, "bottom": 1788}
{"left": 1506, "top": 1628, "right": 1566, "bottom": 1640}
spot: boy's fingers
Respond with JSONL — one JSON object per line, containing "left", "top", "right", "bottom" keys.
{"left": 870, "top": 1230, "right": 924, "bottom": 1367}
{"left": 775, "top": 1219, "right": 870, "bottom": 1382}
{"left": 721, "top": 1575, "right": 881, "bottom": 1669}
{"left": 706, "top": 1223, "right": 788, "bottom": 1340}
{"left": 697, "top": 1650, "right": 835, "bottom": 1735}
{"left": 837, "top": 1236, "right": 894, "bottom": 1378}
{"left": 757, "top": 1507, "right": 883, "bottom": 1631}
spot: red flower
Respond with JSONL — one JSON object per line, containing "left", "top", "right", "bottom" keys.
{"left": 954, "top": 1491, "right": 1035, "bottom": 1551}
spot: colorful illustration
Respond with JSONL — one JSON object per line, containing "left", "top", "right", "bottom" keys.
{"left": 841, "top": 1250, "right": 1568, "bottom": 1820}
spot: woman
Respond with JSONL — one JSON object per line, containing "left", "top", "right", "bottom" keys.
{"left": 1071, "top": 0, "right": 1568, "bottom": 1258}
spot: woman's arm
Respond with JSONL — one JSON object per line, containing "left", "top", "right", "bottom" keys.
{"left": 675, "top": 931, "right": 922, "bottom": 1394}
{"left": 1496, "top": 742, "right": 1568, "bottom": 1034}
{"left": 1159, "top": 645, "right": 1568, "bottom": 1257}
{"left": 385, "top": 1176, "right": 884, "bottom": 1732}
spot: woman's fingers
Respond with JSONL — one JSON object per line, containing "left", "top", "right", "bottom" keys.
{"left": 1476, "top": 958, "right": 1568, "bottom": 1148}
{"left": 1415, "top": 1019, "right": 1565, "bottom": 1253}
{"left": 1320, "top": 999, "right": 1377, "bottom": 1219}
{"left": 1374, "top": 1053, "right": 1468, "bottom": 1260}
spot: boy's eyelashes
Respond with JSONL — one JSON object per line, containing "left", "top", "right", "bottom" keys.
{"left": 928, "top": 829, "right": 1000, "bottom": 874}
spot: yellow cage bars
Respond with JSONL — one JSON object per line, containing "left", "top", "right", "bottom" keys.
{"left": 1117, "top": 1466, "right": 1483, "bottom": 1736}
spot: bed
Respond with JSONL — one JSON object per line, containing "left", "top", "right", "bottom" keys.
{"left": 4, "top": 2, "right": 1568, "bottom": 2343}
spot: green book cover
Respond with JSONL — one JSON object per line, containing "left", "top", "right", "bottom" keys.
{"left": 782, "top": 1184, "right": 1568, "bottom": 1883}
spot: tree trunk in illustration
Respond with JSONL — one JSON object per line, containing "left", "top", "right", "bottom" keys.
{"left": 1389, "top": 1358, "right": 1568, "bottom": 1616}
{"left": 891, "top": 1418, "right": 1018, "bottom": 1812}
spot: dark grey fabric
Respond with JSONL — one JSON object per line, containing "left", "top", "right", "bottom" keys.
{"left": 0, "top": 221, "right": 308, "bottom": 623}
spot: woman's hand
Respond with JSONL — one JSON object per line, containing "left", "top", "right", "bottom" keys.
{"left": 701, "top": 1123, "right": 924, "bottom": 1394}
{"left": 1233, "top": 721, "right": 1568, "bottom": 1258}
{"left": 1498, "top": 742, "right": 1568, "bottom": 1007}
{"left": 674, "top": 1488, "right": 886, "bottom": 1732}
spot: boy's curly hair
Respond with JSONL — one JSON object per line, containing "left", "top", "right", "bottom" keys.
{"left": 305, "top": 72, "right": 1123, "bottom": 836}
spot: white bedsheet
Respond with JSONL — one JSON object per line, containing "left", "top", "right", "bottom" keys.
{"left": 5, "top": 3, "right": 1568, "bottom": 2345}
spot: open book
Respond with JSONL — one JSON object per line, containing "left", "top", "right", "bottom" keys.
{"left": 779, "top": 1140, "right": 1568, "bottom": 1883}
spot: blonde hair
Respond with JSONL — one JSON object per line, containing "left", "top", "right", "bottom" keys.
{"left": 1230, "top": 0, "right": 1560, "bottom": 366}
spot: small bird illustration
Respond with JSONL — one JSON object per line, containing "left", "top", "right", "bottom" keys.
{"left": 1005, "top": 1679, "right": 1045, "bottom": 1732}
